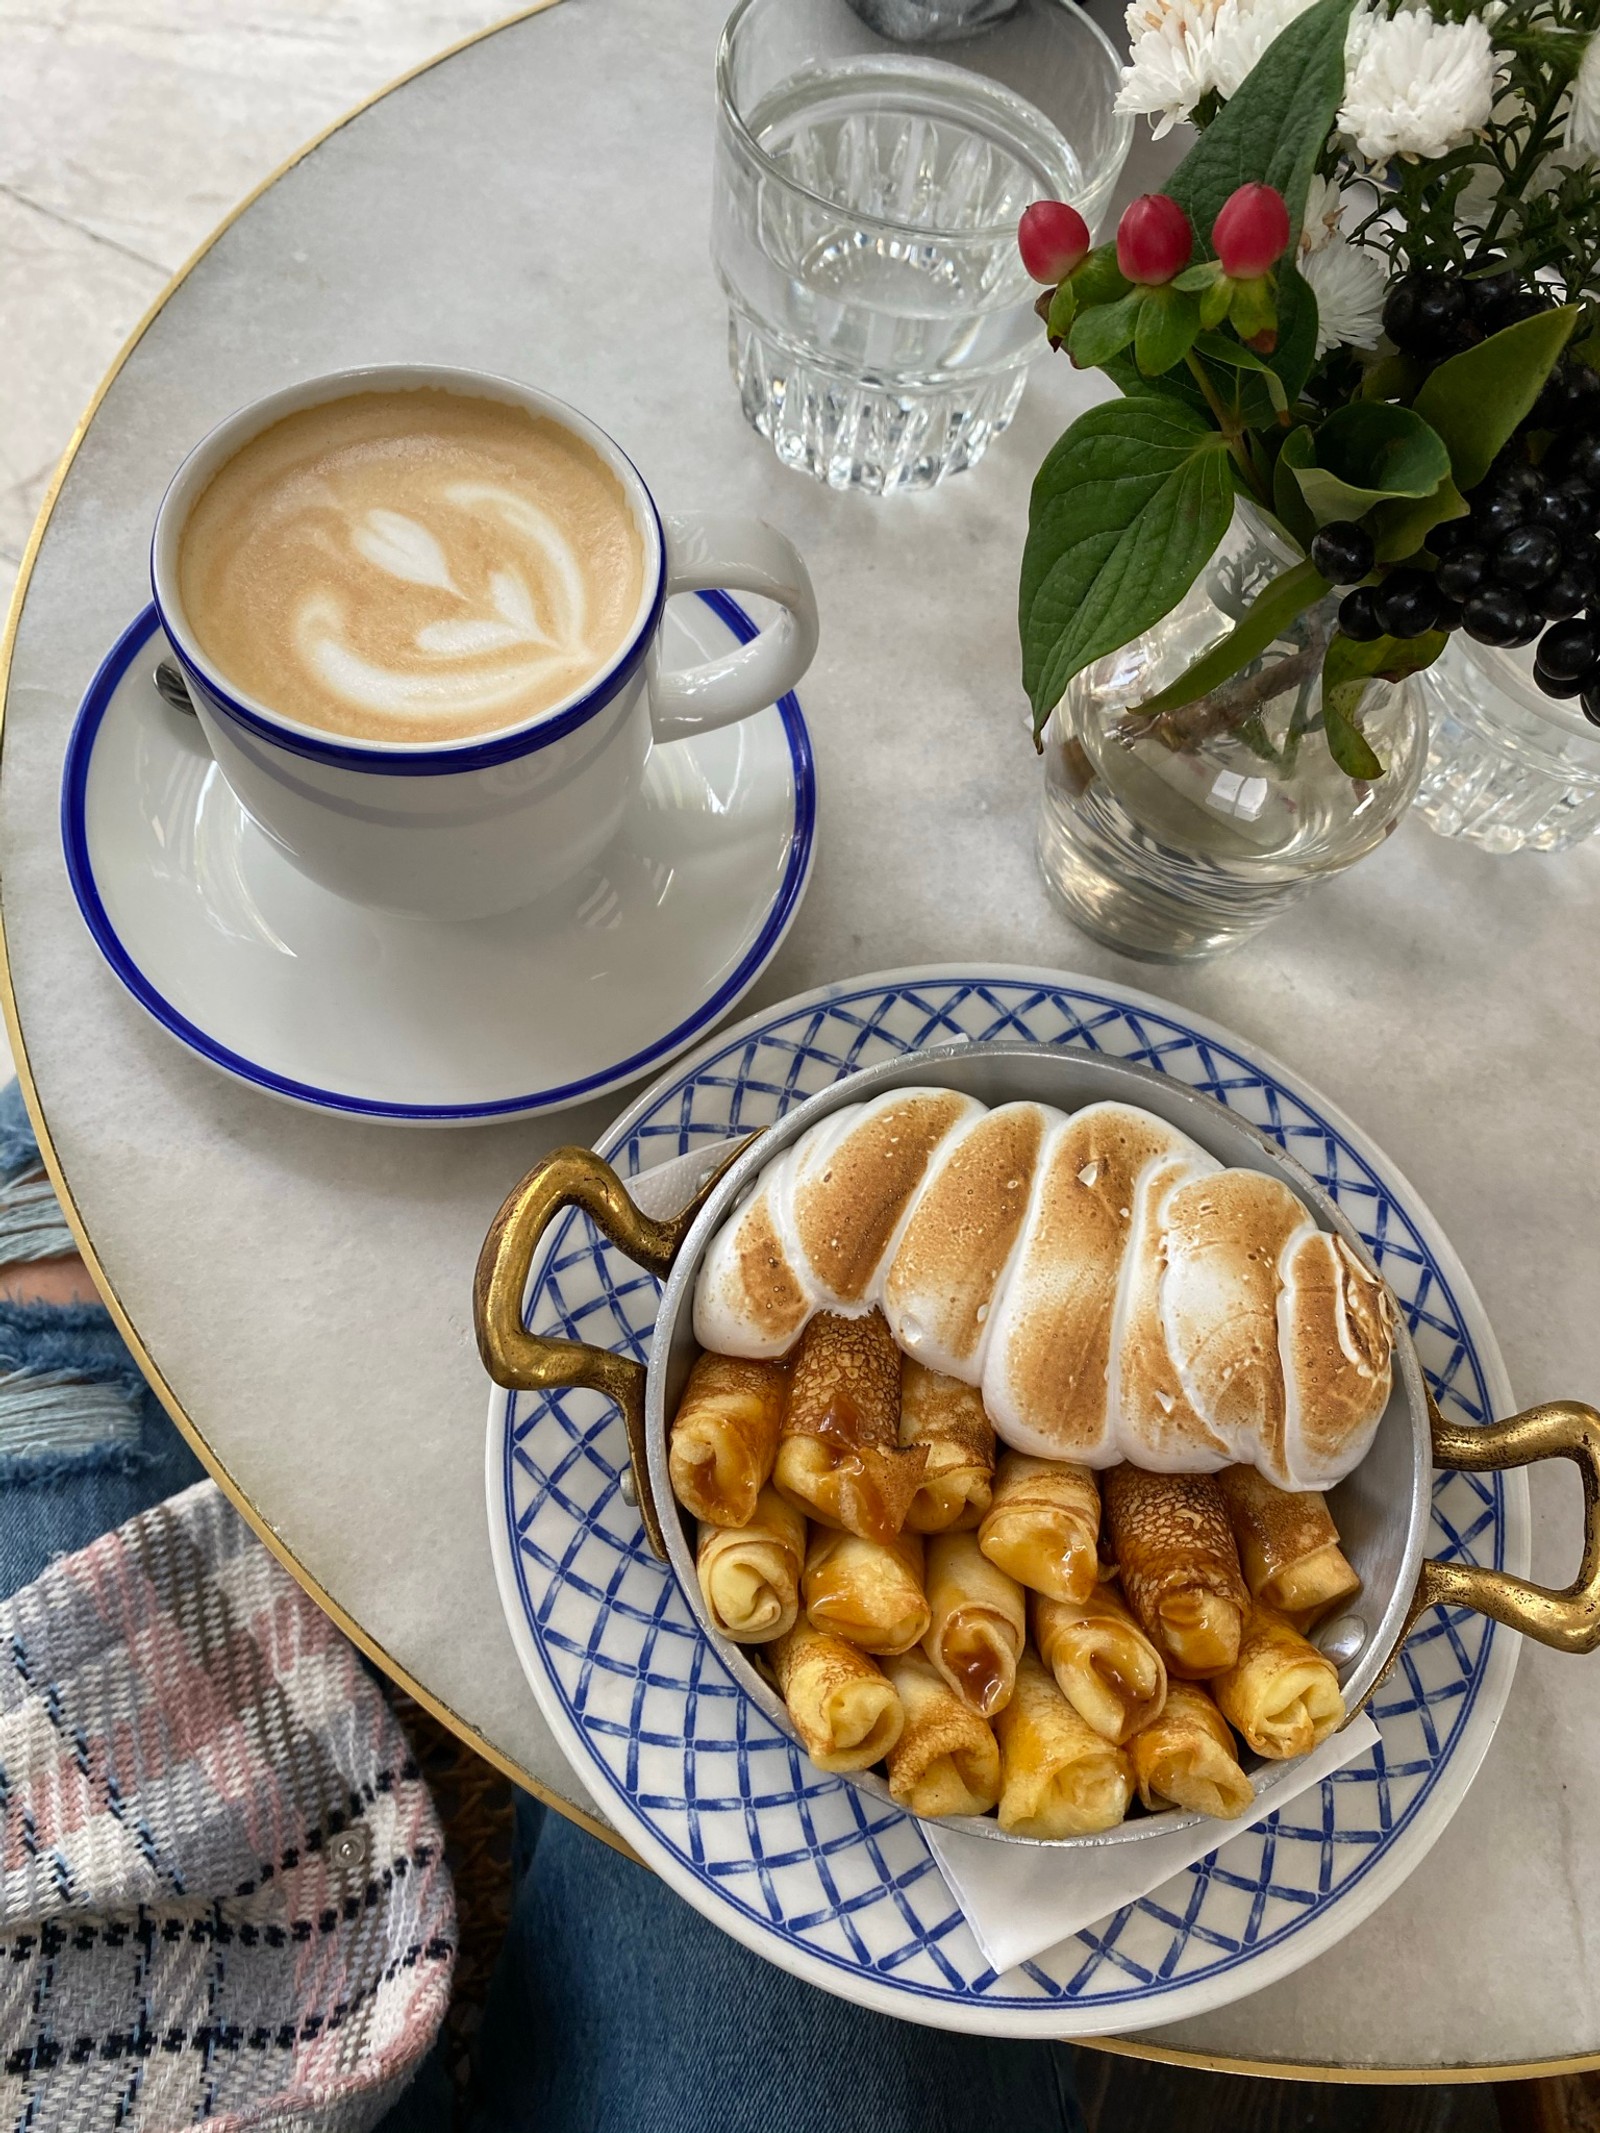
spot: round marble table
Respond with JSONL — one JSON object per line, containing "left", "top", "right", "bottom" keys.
{"left": 3, "top": 0, "right": 1599, "bottom": 2081}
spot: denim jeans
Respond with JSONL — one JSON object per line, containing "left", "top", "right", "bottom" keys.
{"left": 464, "top": 1795, "right": 1084, "bottom": 2133}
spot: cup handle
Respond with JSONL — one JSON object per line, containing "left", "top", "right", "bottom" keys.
{"left": 474, "top": 1143, "right": 748, "bottom": 1561}
{"left": 1404, "top": 1391, "right": 1600, "bottom": 1652}
{"left": 647, "top": 511, "right": 819, "bottom": 743}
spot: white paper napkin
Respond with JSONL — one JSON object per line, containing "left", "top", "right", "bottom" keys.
{"left": 925, "top": 1711, "right": 1380, "bottom": 1976}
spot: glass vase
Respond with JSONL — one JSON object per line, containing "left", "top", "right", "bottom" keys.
{"left": 1412, "top": 635, "right": 1600, "bottom": 854}
{"left": 1036, "top": 506, "right": 1428, "bottom": 962}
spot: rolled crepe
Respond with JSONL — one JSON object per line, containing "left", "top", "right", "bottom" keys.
{"left": 769, "top": 1619, "right": 904, "bottom": 1774}
{"left": 1214, "top": 1601, "right": 1344, "bottom": 1759}
{"left": 900, "top": 1360, "right": 996, "bottom": 1533}
{"left": 774, "top": 1310, "right": 927, "bottom": 1543}
{"left": 1217, "top": 1465, "right": 1361, "bottom": 1624}
{"left": 882, "top": 1652, "right": 1002, "bottom": 1818}
{"left": 923, "top": 1531, "right": 1027, "bottom": 1718}
{"left": 1032, "top": 1583, "right": 1167, "bottom": 1746}
{"left": 669, "top": 1353, "right": 787, "bottom": 1528}
{"left": 804, "top": 1528, "right": 930, "bottom": 1656}
{"left": 977, "top": 1452, "right": 1101, "bottom": 1604}
{"left": 696, "top": 1488, "right": 806, "bottom": 1645}
{"left": 1102, "top": 1465, "right": 1249, "bottom": 1680}
{"left": 1130, "top": 1680, "right": 1254, "bottom": 1819}
{"left": 994, "top": 1650, "right": 1134, "bottom": 1838}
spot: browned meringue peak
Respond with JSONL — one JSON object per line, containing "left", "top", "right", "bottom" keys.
{"left": 981, "top": 1103, "right": 1214, "bottom": 1463}
{"left": 883, "top": 1101, "right": 1051, "bottom": 1377}
{"left": 1277, "top": 1229, "right": 1394, "bottom": 1494}
{"left": 1160, "top": 1169, "right": 1321, "bottom": 1478}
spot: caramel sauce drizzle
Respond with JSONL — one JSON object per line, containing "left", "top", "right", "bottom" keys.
{"left": 811, "top": 1390, "right": 871, "bottom": 1450}
{"left": 948, "top": 1633, "right": 1007, "bottom": 1716}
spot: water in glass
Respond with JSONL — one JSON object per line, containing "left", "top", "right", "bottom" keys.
{"left": 713, "top": 0, "right": 1129, "bottom": 493}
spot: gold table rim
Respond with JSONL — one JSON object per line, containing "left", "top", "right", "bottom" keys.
{"left": 0, "top": 2, "right": 1586, "bottom": 2086}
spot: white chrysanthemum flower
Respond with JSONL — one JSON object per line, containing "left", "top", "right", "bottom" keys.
{"left": 1116, "top": 0, "right": 1222, "bottom": 139}
{"left": 1338, "top": 4, "right": 1499, "bottom": 163}
{"left": 1301, "top": 235, "right": 1388, "bottom": 355}
{"left": 1566, "top": 31, "right": 1600, "bottom": 156}
{"left": 1299, "top": 173, "right": 1349, "bottom": 253}
{"left": 1209, "top": 0, "right": 1321, "bottom": 98}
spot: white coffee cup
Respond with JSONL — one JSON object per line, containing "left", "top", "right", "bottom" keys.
{"left": 150, "top": 364, "right": 819, "bottom": 921}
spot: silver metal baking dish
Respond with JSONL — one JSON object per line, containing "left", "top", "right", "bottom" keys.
{"left": 476, "top": 1041, "right": 1600, "bottom": 1847}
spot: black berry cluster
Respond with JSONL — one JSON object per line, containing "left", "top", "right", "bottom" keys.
{"left": 1320, "top": 261, "right": 1600, "bottom": 728}
{"left": 1381, "top": 259, "right": 1546, "bottom": 360}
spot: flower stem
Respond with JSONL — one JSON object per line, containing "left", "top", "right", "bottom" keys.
{"left": 1118, "top": 607, "right": 1335, "bottom": 753}
{"left": 1184, "top": 351, "right": 1273, "bottom": 507}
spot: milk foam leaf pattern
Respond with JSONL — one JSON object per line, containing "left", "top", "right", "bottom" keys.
{"left": 1163, "top": 0, "right": 1354, "bottom": 399}
{"left": 1131, "top": 557, "right": 1331, "bottom": 721}
{"left": 1410, "top": 306, "right": 1579, "bottom": 494}
{"left": 1288, "top": 403, "right": 1453, "bottom": 529}
{"left": 350, "top": 509, "right": 458, "bottom": 593}
{"left": 1020, "top": 400, "right": 1236, "bottom": 735}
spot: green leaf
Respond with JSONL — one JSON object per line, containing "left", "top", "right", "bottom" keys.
{"left": 1046, "top": 279, "right": 1078, "bottom": 342}
{"left": 1411, "top": 307, "right": 1579, "bottom": 492}
{"left": 1359, "top": 350, "right": 1423, "bottom": 402}
{"left": 1322, "top": 692, "right": 1385, "bottom": 779}
{"left": 1368, "top": 476, "right": 1468, "bottom": 563}
{"left": 1166, "top": 0, "right": 1354, "bottom": 233}
{"left": 1073, "top": 244, "right": 1131, "bottom": 310}
{"left": 1135, "top": 287, "right": 1202, "bottom": 376}
{"left": 1291, "top": 403, "right": 1452, "bottom": 525}
{"left": 1272, "top": 427, "right": 1317, "bottom": 549}
{"left": 1165, "top": 0, "right": 1354, "bottom": 397}
{"left": 1320, "top": 630, "right": 1446, "bottom": 777}
{"left": 1133, "top": 558, "right": 1330, "bottom": 718}
{"left": 1194, "top": 331, "right": 1289, "bottom": 414}
{"left": 1268, "top": 261, "right": 1320, "bottom": 400}
{"left": 1175, "top": 261, "right": 1225, "bottom": 295}
{"left": 1069, "top": 289, "right": 1142, "bottom": 369}
{"left": 1020, "top": 398, "right": 1236, "bottom": 733}
{"left": 1228, "top": 274, "right": 1278, "bottom": 348}
{"left": 1102, "top": 349, "right": 1211, "bottom": 420}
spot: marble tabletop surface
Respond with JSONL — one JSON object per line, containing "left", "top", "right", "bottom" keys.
{"left": 3, "top": 0, "right": 1599, "bottom": 2076}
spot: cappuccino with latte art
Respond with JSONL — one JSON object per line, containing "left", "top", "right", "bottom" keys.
{"left": 177, "top": 388, "right": 646, "bottom": 745}
{"left": 150, "top": 363, "right": 817, "bottom": 919}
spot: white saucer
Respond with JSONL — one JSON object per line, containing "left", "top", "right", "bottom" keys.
{"left": 62, "top": 597, "right": 815, "bottom": 1124}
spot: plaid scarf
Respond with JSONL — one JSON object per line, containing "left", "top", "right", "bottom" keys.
{"left": 0, "top": 1480, "right": 453, "bottom": 2130}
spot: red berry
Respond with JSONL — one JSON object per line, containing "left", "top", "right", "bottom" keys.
{"left": 1017, "top": 200, "right": 1091, "bottom": 285}
{"left": 1116, "top": 194, "right": 1193, "bottom": 286}
{"left": 1212, "top": 183, "right": 1291, "bottom": 279}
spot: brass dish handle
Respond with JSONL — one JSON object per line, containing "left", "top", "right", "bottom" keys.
{"left": 1409, "top": 1393, "right": 1600, "bottom": 1653}
{"left": 474, "top": 1144, "right": 747, "bottom": 1562}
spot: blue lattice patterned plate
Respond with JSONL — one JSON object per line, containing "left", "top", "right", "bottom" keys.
{"left": 485, "top": 966, "right": 1524, "bottom": 2036}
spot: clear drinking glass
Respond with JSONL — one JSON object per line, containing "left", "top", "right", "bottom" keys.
{"left": 1413, "top": 636, "right": 1600, "bottom": 854}
{"left": 711, "top": 0, "right": 1132, "bottom": 494}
